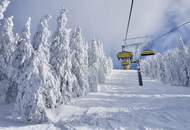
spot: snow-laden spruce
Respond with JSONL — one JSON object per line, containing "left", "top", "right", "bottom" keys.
{"left": 88, "top": 40, "right": 113, "bottom": 92}
{"left": 88, "top": 40, "right": 99, "bottom": 92}
{"left": 13, "top": 17, "right": 33, "bottom": 69}
{"left": 50, "top": 8, "right": 79, "bottom": 103}
{"left": 141, "top": 45, "right": 190, "bottom": 87}
{"left": 96, "top": 41, "right": 113, "bottom": 83}
{"left": 0, "top": 0, "right": 10, "bottom": 21}
{"left": 0, "top": 16, "right": 18, "bottom": 103}
{"left": 0, "top": 5, "right": 113, "bottom": 123}
{"left": 70, "top": 27, "right": 90, "bottom": 96}
{"left": 13, "top": 17, "right": 34, "bottom": 119}
{"left": 14, "top": 15, "right": 61, "bottom": 123}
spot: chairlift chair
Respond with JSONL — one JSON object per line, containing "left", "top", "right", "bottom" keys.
{"left": 117, "top": 51, "right": 133, "bottom": 60}
{"left": 141, "top": 50, "right": 155, "bottom": 57}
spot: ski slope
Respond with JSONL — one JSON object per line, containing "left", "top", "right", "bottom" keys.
{"left": 1, "top": 70, "right": 190, "bottom": 130}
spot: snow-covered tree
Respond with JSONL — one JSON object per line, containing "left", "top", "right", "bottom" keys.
{"left": 88, "top": 40, "right": 113, "bottom": 92}
{"left": 0, "top": 16, "right": 17, "bottom": 103}
{"left": 6, "top": 18, "right": 34, "bottom": 103}
{"left": 50, "top": 8, "right": 79, "bottom": 103}
{"left": 156, "top": 54, "right": 166, "bottom": 82}
{"left": 176, "top": 46, "right": 188, "bottom": 86}
{"left": 14, "top": 15, "right": 60, "bottom": 123}
{"left": 141, "top": 45, "right": 190, "bottom": 87}
{"left": 97, "top": 41, "right": 109, "bottom": 83}
{"left": 186, "top": 46, "right": 190, "bottom": 86}
{"left": 13, "top": 17, "right": 34, "bottom": 113}
{"left": 0, "top": 16, "right": 15, "bottom": 67}
{"left": 88, "top": 40, "right": 99, "bottom": 92}
{"left": 0, "top": 3, "right": 113, "bottom": 123}
{"left": 13, "top": 17, "right": 33, "bottom": 74}
{"left": 70, "top": 27, "right": 89, "bottom": 96}
{"left": 0, "top": 0, "right": 10, "bottom": 21}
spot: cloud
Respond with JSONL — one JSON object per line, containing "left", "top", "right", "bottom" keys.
{"left": 6, "top": 0, "right": 64, "bottom": 33}
{"left": 150, "top": 0, "right": 190, "bottom": 52}
{"left": 5, "top": 0, "right": 190, "bottom": 68}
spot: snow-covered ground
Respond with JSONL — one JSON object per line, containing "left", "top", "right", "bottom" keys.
{"left": 1, "top": 70, "right": 190, "bottom": 130}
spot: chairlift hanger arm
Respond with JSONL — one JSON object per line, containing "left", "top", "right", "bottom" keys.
{"left": 126, "top": 35, "right": 150, "bottom": 41}
{"left": 127, "top": 42, "right": 145, "bottom": 47}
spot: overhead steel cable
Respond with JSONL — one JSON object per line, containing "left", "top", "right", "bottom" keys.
{"left": 124, "top": 0, "right": 134, "bottom": 43}
{"left": 151, "top": 19, "right": 190, "bottom": 43}
{"left": 124, "top": 20, "right": 190, "bottom": 48}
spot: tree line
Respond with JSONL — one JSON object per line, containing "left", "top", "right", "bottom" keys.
{"left": 141, "top": 45, "right": 190, "bottom": 87}
{"left": 0, "top": 0, "right": 113, "bottom": 123}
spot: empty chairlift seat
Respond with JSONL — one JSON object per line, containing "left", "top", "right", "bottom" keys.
{"left": 117, "top": 51, "right": 133, "bottom": 60}
{"left": 141, "top": 50, "right": 155, "bottom": 56}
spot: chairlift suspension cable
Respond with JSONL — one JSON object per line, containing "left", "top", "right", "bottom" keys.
{"left": 117, "top": 0, "right": 155, "bottom": 86}
{"left": 124, "top": 0, "right": 134, "bottom": 43}
{"left": 151, "top": 20, "right": 190, "bottom": 43}
{"left": 117, "top": 0, "right": 190, "bottom": 80}
{"left": 123, "top": 0, "right": 190, "bottom": 47}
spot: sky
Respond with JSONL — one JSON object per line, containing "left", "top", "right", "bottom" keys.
{"left": 5, "top": 0, "right": 190, "bottom": 68}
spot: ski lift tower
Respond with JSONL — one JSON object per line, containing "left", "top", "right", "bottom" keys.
{"left": 124, "top": 36, "right": 154, "bottom": 86}
{"left": 117, "top": 0, "right": 156, "bottom": 86}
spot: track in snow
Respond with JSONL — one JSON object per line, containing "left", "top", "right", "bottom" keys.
{"left": 1, "top": 70, "right": 190, "bottom": 130}
{"left": 52, "top": 70, "right": 190, "bottom": 130}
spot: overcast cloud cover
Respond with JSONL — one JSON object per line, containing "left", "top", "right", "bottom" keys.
{"left": 5, "top": 0, "right": 190, "bottom": 68}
